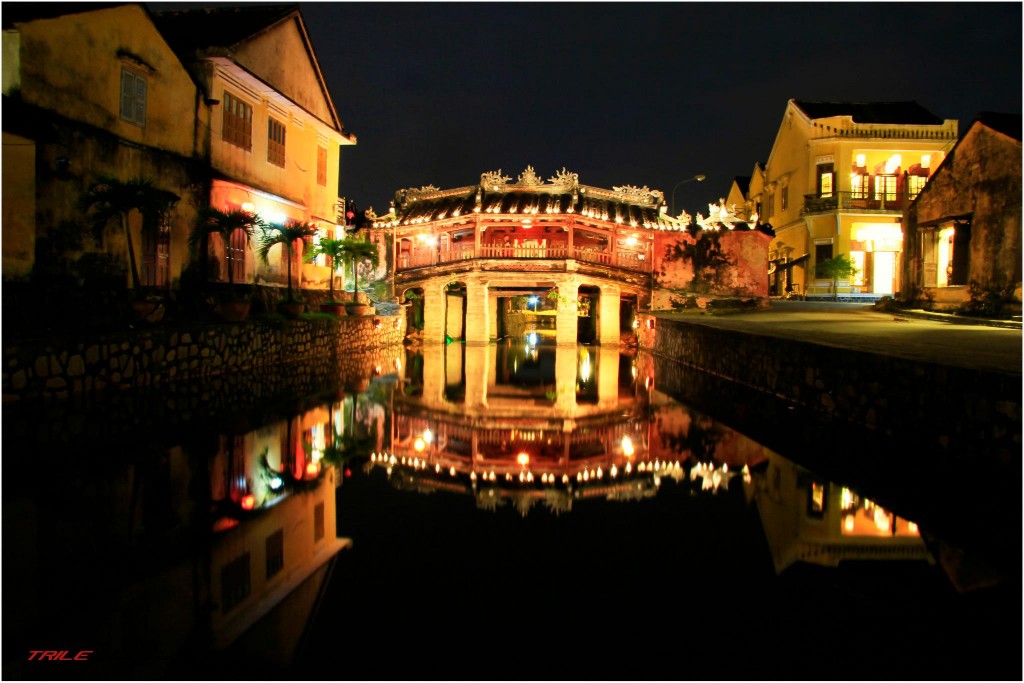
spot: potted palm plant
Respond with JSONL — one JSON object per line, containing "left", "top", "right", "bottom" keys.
{"left": 189, "top": 207, "right": 265, "bottom": 321}
{"left": 303, "top": 236, "right": 348, "bottom": 315}
{"left": 340, "top": 233, "right": 380, "bottom": 316}
{"left": 257, "top": 219, "right": 318, "bottom": 316}
{"left": 78, "top": 174, "right": 179, "bottom": 322}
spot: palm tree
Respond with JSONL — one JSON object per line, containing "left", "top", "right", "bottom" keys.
{"left": 189, "top": 207, "right": 266, "bottom": 299}
{"left": 303, "top": 236, "right": 346, "bottom": 303}
{"left": 78, "top": 175, "right": 179, "bottom": 296}
{"left": 257, "top": 219, "right": 318, "bottom": 303}
{"left": 340, "top": 233, "right": 380, "bottom": 303}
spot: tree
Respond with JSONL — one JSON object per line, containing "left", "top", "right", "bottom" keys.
{"left": 78, "top": 175, "right": 179, "bottom": 297}
{"left": 189, "top": 207, "right": 265, "bottom": 299}
{"left": 257, "top": 220, "right": 318, "bottom": 302}
{"left": 303, "top": 236, "right": 346, "bottom": 303}
{"left": 817, "top": 253, "right": 859, "bottom": 301}
{"left": 339, "top": 233, "right": 380, "bottom": 301}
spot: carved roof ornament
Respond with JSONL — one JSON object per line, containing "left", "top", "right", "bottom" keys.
{"left": 403, "top": 184, "right": 440, "bottom": 201}
{"left": 548, "top": 167, "right": 579, "bottom": 190}
{"left": 696, "top": 198, "right": 748, "bottom": 231}
{"left": 481, "top": 170, "right": 511, "bottom": 190}
{"left": 517, "top": 165, "right": 543, "bottom": 186}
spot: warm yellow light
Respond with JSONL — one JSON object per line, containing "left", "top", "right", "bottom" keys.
{"left": 844, "top": 515, "right": 855, "bottom": 532}
{"left": 449, "top": 466, "right": 456, "bottom": 477}
{"left": 242, "top": 202, "right": 256, "bottom": 213}
{"left": 423, "top": 429, "right": 433, "bottom": 444}
{"left": 517, "top": 452, "right": 530, "bottom": 467}
{"left": 920, "top": 154, "right": 931, "bottom": 169}
{"left": 855, "top": 154, "right": 866, "bottom": 168}
{"left": 610, "top": 464, "right": 618, "bottom": 478}
{"left": 414, "top": 438, "right": 425, "bottom": 452}
{"left": 624, "top": 462, "right": 632, "bottom": 474}
{"left": 621, "top": 436, "right": 635, "bottom": 457}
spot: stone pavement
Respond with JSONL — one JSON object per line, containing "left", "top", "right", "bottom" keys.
{"left": 653, "top": 300, "right": 1022, "bottom": 375}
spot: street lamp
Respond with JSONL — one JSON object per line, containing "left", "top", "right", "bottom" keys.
{"left": 669, "top": 174, "right": 707, "bottom": 217}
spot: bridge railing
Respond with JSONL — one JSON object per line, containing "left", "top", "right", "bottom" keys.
{"left": 397, "top": 245, "right": 651, "bottom": 274}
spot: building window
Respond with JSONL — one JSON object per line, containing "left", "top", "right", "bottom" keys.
{"left": 768, "top": 193, "right": 775, "bottom": 218}
{"left": 817, "top": 163, "right": 834, "bottom": 198}
{"left": 851, "top": 174, "right": 870, "bottom": 199}
{"left": 221, "top": 553, "right": 251, "bottom": 613}
{"left": 120, "top": 68, "right": 147, "bottom": 126}
{"left": 874, "top": 175, "right": 897, "bottom": 203}
{"left": 814, "top": 242, "right": 834, "bottom": 278}
{"left": 313, "top": 502, "right": 325, "bottom": 543}
{"left": 908, "top": 174, "right": 928, "bottom": 199}
{"left": 781, "top": 185, "right": 789, "bottom": 212}
{"left": 141, "top": 212, "right": 171, "bottom": 287}
{"left": 223, "top": 92, "right": 253, "bottom": 150}
{"left": 266, "top": 529, "right": 284, "bottom": 579}
{"left": 807, "top": 481, "right": 827, "bottom": 518}
{"left": 317, "top": 146, "right": 328, "bottom": 186}
{"left": 268, "top": 117, "right": 286, "bottom": 167}
{"left": 229, "top": 227, "right": 247, "bottom": 283}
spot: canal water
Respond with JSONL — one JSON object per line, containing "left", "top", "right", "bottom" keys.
{"left": 1, "top": 336, "right": 1018, "bottom": 680}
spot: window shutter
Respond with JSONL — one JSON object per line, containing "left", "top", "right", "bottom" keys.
{"left": 135, "top": 75, "right": 146, "bottom": 125}
{"left": 121, "top": 70, "right": 134, "bottom": 119}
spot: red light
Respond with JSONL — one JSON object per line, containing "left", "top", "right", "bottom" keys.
{"left": 646, "top": 319, "right": 655, "bottom": 329}
{"left": 240, "top": 494, "right": 255, "bottom": 511}
{"left": 344, "top": 468, "right": 352, "bottom": 477}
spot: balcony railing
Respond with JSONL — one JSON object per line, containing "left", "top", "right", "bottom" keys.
{"left": 396, "top": 245, "right": 651, "bottom": 273}
{"left": 802, "top": 191, "right": 910, "bottom": 215}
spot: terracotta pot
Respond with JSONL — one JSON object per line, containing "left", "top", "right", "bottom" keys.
{"left": 216, "top": 299, "right": 251, "bottom": 322}
{"left": 345, "top": 303, "right": 375, "bottom": 316}
{"left": 278, "top": 300, "right": 305, "bottom": 317}
{"left": 320, "top": 302, "right": 348, "bottom": 316}
{"left": 130, "top": 299, "right": 165, "bottom": 324}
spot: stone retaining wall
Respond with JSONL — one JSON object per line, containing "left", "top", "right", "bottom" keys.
{"left": 3, "top": 314, "right": 407, "bottom": 403}
{"left": 639, "top": 315, "right": 1021, "bottom": 466}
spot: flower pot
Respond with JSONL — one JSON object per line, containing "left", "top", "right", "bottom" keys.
{"left": 278, "top": 300, "right": 305, "bottom": 317}
{"left": 130, "top": 299, "right": 165, "bottom": 324}
{"left": 320, "top": 301, "right": 348, "bottom": 316}
{"left": 216, "top": 299, "right": 251, "bottom": 322}
{"left": 345, "top": 303, "right": 375, "bottom": 317}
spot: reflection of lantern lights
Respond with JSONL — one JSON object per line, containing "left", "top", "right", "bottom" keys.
{"left": 562, "top": 474, "right": 569, "bottom": 484}
{"left": 621, "top": 435, "right": 635, "bottom": 457}
{"left": 625, "top": 462, "right": 632, "bottom": 474}
{"left": 435, "top": 463, "right": 441, "bottom": 473}
{"left": 449, "top": 466, "right": 456, "bottom": 477}
{"left": 470, "top": 471, "right": 478, "bottom": 481}
{"left": 240, "top": 494, "right": 256, "bottom": 511}
{"left": 414, "top": 438, "right": 425, "bottom": 452}
{"left": 610, "top": 464, "right": 618, "bottom": 478}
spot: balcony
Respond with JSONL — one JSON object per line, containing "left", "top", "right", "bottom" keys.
{"left": 396, "top": 245, "right": 651, "bottom": 274}
{"left": 802, "top": 191, "right": 910, "bottom": 215}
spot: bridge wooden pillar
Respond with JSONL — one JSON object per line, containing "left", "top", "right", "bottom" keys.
{"left": 597, "top": 284, "right": 621, "bottom": 345}
{"left": 555, "top": 278, "right": 579, "bottom": 346}
{"left": 465, "top": 279, "right": 490, "bottom": 345}
{"left": 488, "top": 292, "right": 500, "bottom": 341}
{"left": 422, "top": 281, "right": 447, "bottom": 343}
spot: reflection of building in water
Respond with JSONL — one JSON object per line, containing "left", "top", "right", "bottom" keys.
{"left": 747, "top": 452, "right": 930, "bottom": 574}
{"left": 368, "top": 341, "right": 776, "bottom": 515}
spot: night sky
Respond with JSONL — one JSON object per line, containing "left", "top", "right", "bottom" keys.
{"left": 159, "top": 2, "right": 1023, "bottom": 218}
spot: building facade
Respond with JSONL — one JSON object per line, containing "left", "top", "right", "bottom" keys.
{"left": 899, "top": 113, "right": 1022, "bottom": 313}
{"left": 154, "top": 5, "right": 356, "bottom": 296}
{"left": 759, "top": 100, "right": 958, "bottom": 299}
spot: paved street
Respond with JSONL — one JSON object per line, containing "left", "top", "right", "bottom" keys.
{"left": 655, "top": 301, "right": 1022, "bottom": 375}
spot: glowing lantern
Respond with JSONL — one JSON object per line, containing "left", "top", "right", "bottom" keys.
{"left": 240, "top": 494, "right": 256, "bottom": 511}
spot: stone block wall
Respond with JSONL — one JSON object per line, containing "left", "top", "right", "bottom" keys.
{"left": 640, "top": 316, "right": 1021, "bottom": 467}
{"left": 3, "top": 314, "right": 407, "bottom": 403}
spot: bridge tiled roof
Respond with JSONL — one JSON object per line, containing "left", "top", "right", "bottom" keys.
{"left": 376, "top": 168, "right": 687, "bottom": 231}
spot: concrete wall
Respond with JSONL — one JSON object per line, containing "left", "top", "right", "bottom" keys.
{"left": 2, "top": 314, "right": 406, "bottom": 403}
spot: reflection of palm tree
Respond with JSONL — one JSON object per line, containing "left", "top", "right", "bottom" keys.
{"left": 258, "top": 220, "right": 318, "bottom": 302}
{"left": 78, "top": 175, "right": 179, "bottom": 296}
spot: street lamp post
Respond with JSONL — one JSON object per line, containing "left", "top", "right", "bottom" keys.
{"left": 669, "top": 174, "right": 707, "bottom": 217}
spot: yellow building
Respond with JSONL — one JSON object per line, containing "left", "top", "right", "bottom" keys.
{"left": 760, "top": 100, "right": 957, "bottom": 298}
{"left": 2, "top": 4, "right": 203, "bottom": 288}
{"left": 154, "top": 5, "right": 356, "bottom": 295}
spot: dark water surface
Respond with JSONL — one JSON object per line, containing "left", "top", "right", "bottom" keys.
{"left": 2, "top": 339, "right": 1019, "bottom": 680}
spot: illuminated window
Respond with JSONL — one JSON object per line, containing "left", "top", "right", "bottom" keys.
{"left": 266, "top": 529, "right": 284, "bottom": 579}
{"left": 223, "top": 91, "right": 253, "bottom": 150}
{"left": 851, "top": 174, "right": 870, "bottom": 199}
{"left": 267, "top": 117, "right": 286, "bottom": 168}
{"left": 874, "top": 175, "right": 897, "bottom": 202}
{"left": 781, "top": 185, "right": 789, "bottom": 212}
{"left": 814, "top": 243, "right": 834, "bottom": 278}
{"left": 908, "top": 174, "right": 927, "bottom": 199}
{"left": 317, "top": 145, "right": 328, "bottom": 186}
{"left": 120, "top": 68, "right": 147, "bottom": 126}
{"left": 313, "top": 502, "right": 325, "bottom": 542}
{"left": 807, "top": 481, "right": 827, "bottom": 518}
{"left": 817, "top": 163, "right": 834, "bottom": 198}
{"left": 221, "top": 553, "right": 251, "bottom": 613}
